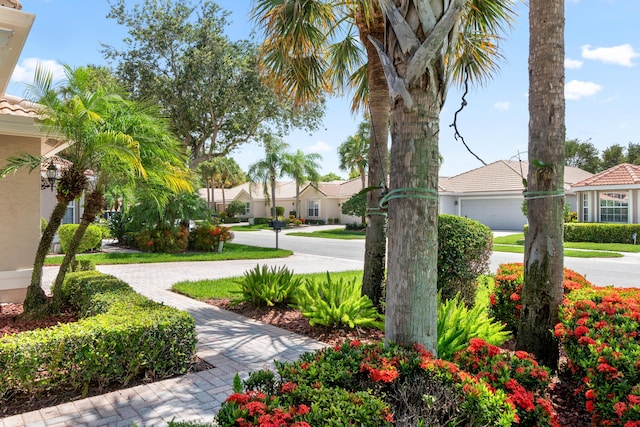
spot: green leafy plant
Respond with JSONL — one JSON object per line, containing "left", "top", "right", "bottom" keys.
{"left": 134, "top": 225, "right": 189, "bottom": 253}
{"left": 58, "top": 223, "right": 103, "bottom": 253}
{"left": 188, "top": 224, "right": 234, "bottom": 251}
{"left": 231, "top": 264, "right": 302, "bottom": 307}
{"left": 437, "top": 293, "right": 511, "bottom": 361}
{"left": 226, "top": 200, "right": 246, "bottom": 218}
{"left": 292, "top": 272, "right": 383, "bottom": 329}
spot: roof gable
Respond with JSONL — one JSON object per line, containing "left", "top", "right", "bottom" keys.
{"left": 572, "top": 163, "right": 640, "bottom": 188}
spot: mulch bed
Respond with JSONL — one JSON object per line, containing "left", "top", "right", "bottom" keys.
{"left": 1, "top": 300, "right": 590, "bottom": 426}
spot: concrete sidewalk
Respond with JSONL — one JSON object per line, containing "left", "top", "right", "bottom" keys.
{"left": 1, "top": 254, "right": 362, "bottom": 427}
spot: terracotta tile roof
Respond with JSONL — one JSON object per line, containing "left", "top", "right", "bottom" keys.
{"left": 0, "top": 0, "right": 22, "bottom": 10}
{"left": 572, "top": 163, "right": 640, "bottom": 187}
{"left": 441, "top": 160, "right": 593, "bottom": 193}
{"left": 0, "top": 94, "right": 39, "bottom": 117}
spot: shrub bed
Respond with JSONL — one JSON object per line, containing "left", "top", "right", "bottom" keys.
{"left": 556, "top": 286, "right": 640, "bottom": 426}
{"left": 564, "top": 223, "right": 640, "bottom": 243}
{"left": 58, "top": 223, "right": 103, "bottom": 253}
{"left": 0, "top": 271, "right": 196, "bottom": 401}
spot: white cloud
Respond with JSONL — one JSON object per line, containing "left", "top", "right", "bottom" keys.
{"left": 565, "top": 80, "right": 603, "bottom": 100}
{"left": 564, "top": 58, "right": 584, "bottom": 69}
{"left": 581, "top": 44, "right": 639, "bottom": 67}
{"left": 10, "top": 58, "right": 65, "bottom": 84}
{"left": 307, "top": 140, "right": 332, "bottom": 153}
{"left": 493, "top": 101, "right": 511, "bottom": 112}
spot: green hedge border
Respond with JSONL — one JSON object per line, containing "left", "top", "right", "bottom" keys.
{"left": 0, "top": 271, "right": 197, "bottom": 400}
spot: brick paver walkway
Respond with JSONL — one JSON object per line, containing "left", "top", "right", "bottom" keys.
{"left": 1, "top": 254, "right": 362, "bottom": 427}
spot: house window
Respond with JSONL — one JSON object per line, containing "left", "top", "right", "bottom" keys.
{"left": 599, "top": 192, "right": 628, "bottom": 223}
{"left": 244, "top": 202, "right": 250, "bottom": 216}
{"left": 307, "top": 200, "right": 320, "bottom": 217}
{"left": 581, "top": 193, "right": 589, "bottom": 222}
{"left": 62, "top": 201, "right": 75, "bottom": 224}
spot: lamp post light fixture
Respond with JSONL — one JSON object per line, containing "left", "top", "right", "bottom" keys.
{"left": 41, "top": 160, "right": 58, "bottom": 191}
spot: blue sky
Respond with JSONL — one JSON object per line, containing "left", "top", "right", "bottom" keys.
{"left": 9, "top": 0, "right": 640, "bottom": 177}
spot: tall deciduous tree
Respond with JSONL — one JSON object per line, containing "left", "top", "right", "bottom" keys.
{"left": 373, "top": 0, "right": 514, "bottom": 354}
{"left": 516, "top": 0, "right": 565, "bottom": 369}
{"left": 601, "top": 144, "right": 626, "bottom": 170}
{"left": 282, "top": 150, "right": 322, "bottom": 217}
{"left": 104, "top": 0, "right": 322, "bottom": 169}
{"left": 565, "top": 138, "right": 600, "bottom": 173}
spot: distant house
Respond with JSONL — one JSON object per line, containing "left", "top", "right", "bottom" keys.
{"left": 571, "top": 163, "right": 640, "bottom": 224}
{"left": 198, "top": 178, "right": 365, "bottom": 224}
{"left": 439, "top": 160, "right": 593, "bottom": 230}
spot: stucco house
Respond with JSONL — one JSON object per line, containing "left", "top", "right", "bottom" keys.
{"left": 571, "top": 163, "right": 640, "bottom": 224}
{"left": 0, "top": 2, "right": 67, "bottom": 302}
{"left": 439, "top": 160, "right": 594, "bottom": 230}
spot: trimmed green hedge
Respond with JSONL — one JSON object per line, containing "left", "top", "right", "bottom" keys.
{"left": 58, "top": 223, "right": 103, "bottom": 253}
{"left": 438, "top": 214, "right": 493, "bottom": 306}
{"left": 564, "top": 222, "right": 640, "bottom": 243}
{"left": 0, "top": 271, "right": 196, "bottom": 401}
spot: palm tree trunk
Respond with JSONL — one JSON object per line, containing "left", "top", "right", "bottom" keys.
{"left": 270, "top": 174, "right": 277, "bottom": 218}
{"left": 385, "top": 85, "right": 441, "bottom": 355}
{"left": 211, "top": 177, "right": 216, "bottom": 212}
{"left": 51, "top": 190, "right": 104, "bottom": 307}
{"left": 222, "top": 183, "right": 227, "bottom": 212}
{"left": 23, "top": 201, "right": 68, "bottom": 312}
{"left": 516, "top": 0, "right": 565, "bottom": 369}
{"left": 357, "top": 5, "right": 389, "bottom": 309}
{"left": 295, "top": 183, "right": 300, "bottom": 218}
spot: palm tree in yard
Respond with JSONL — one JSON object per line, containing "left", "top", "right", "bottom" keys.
{"left": 282, "top": 149, "right": 322, "bottom": 218}
{"left": 1, "top": 64, "right": 191, "bottom": 313}
{"left": 516, "top": 0, "right": 565, "bottom": 369}
{"left": 372, "top": 0, "right": 515, "bottom": 354}
{"left": 247, "top": 136, "right": 291, "bottom": 219}
{"left": 338, "top": 120, "right": 369, "bottom": 190}
{"left": 253, "top": 0, "right": 389, "bottom": 308}
{"left": 214, "top": 157, "right": 245, "bottom": 213}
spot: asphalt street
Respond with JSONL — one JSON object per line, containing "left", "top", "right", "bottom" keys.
{"left": 230, "top": 227, "right": 639, "bottom": 288}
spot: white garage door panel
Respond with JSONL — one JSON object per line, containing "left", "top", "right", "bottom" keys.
{"left": 460, "top": 199, "right": 526, "bottom": 230}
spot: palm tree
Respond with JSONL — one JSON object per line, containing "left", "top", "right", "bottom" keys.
{"left": 247, "top": 136, "right": 291, "bottom": 219}
{"left": 198, "top": 160, "right": 219, "bottom": 210}
{"left": 215, "top": 158, "right": 245, "bottom": 212}
{"left": 516, "top": 0, "right": 565, "bottom": 369}
{"left": 338, "top": 120, "right": 369, "bottom": 190}
{"left": 372, "top": 0, "right": 514, "bottom": 353}
{"left": 252, "top": 0, "right": 389, "bottom": 308}
{"left": 282, "top": 149, "right": 322, "bottom": 217}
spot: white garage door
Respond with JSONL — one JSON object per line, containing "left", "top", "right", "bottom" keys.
{"left": 460, "top": 198, "right": 527, "bottom": 231}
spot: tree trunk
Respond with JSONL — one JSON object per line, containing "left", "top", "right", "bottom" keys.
{"left": 51, "top": 190, "right": 105, "bottom": 308}
{"left": 356, "top": 4, "right": 389, "bottom": 309}
{"left": 222, "top": 183, "right": 227, "bottom": 212}
{"left": 23, "top": 201, "right": 68, "bottom": 312}
{"left": 270, "top": 175, "right": 277, "bottom": 218}
{"left": 385, "top": 85, "right": 441, "bottom": 354}
{"left": 516, "top": 0, "right": 565, "bottom": 369}
{"left": 295, "top": 183, "right": 300, "bottom": 218}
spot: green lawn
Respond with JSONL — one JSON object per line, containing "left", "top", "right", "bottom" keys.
{"left": 172, "top": 270, "right": 364, "bottom": 300}
{"left": 226, "top": 223, "right": 270, "bottom": 231}
{"left": 44, "top": 243, "right": 292, "bottom": 265}
{"left": 287, "top": 228, "right": 366, "bottom": 239}
{"left": 493, "top": 232, "right": 638, "bottom": 257}
{"left": 492, "top": 244, "right": 622, "bottom": 258}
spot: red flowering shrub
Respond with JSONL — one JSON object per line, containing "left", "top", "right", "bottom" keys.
{"left": 189, "top": 223, "right": 234, "bottom": 252}
{"left": 557, "top": 286, "right": 640, "bottom": 426}
{"left": 217, "top": 341, "right": 522, "bottom": 426}
{"left": 489, "top": 263, "right": 592, "bottom": 332}
{"left": 453, "top": 338, "right": 558, "bottom": 427}
{"left": 134, "top": 225, "right": 189, "bottom": 253}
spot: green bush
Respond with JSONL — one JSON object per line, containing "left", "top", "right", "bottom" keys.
{"left": 438, "top": 214, "right": 493, "bottom": 306}
{"left": 564, "top": 222, "right": 640, "bottom": 243}
{"left": 252, "top": 217, "right": 272, "bottom": 225}
{"left": 40, "top": 217, "right": 47, "bottom": 233}
{"left": 293, "top": 272, "right": 383, "bottom": 329}
{"left": 231, "top": 264, "right": 303, "bottom": 307}
{"left": 437, "top": 293, "right": 511, "bottom": 360}
{"left": 107, "top": 211, "right": 128, "bottom": 242}
{"left": 134, "top": 225, "right": 189, "bottom": 253}
{"left": 70, "top": 259, "right": 95, "bottom": 273}
{"left": 275, "top": 206, "right": 285, "bottom": 217}
{"left": 188, "top": 224, "right": 234, "bottom": 251}
{"left": 226, "top": 200, "right": 246, "bottom": 218}
{"left": 217, "top": 341, "right": 518, "bottom": 426}
{"left": 58, "top": 223, "right": 103, "bottom": 253}
{"left": 0, "top": 272, "right": 196, "bottom": 402}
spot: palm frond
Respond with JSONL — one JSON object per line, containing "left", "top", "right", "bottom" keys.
{"left": 0, "top": 153, "right": 45, "bottom": 178}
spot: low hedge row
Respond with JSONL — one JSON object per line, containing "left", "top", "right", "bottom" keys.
{"left": 0, "top": 271, "right": 197, "bottom": 401}
{"left": 58, "top": 223, "right": 103, "bottom": 253}
{"left": 564, "top": 222, "right": 640, "bottom": 243}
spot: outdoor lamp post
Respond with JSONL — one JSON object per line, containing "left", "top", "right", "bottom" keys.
{"left": 41, "top": 160, "right": 58, "bottom": 191}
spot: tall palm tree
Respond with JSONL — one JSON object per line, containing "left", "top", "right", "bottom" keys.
{"left": 247, "top": 136, "right": 291, "bottom": 219}
{"left": 198, "top": 160, "right": 219, "bottom": 210}
{"left": 338, "top": 120, "right": 369, "bottom": 190}
{"left": 372, "top": 0, "right": 514, "bottom": 353}
{"left": 215, "top": 157, "right": 245, "bottom": 212}
{"left": 516, "top": 0, "right": 565, "bottom": 369}
{"left": 252, "top": 0, "right": 389, "bottom": 308}
{"left": 282, "top": 149, "right": 322, "bottom": 217}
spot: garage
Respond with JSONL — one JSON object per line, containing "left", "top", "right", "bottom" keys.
{"left": 460, "top": 197, "right": 527, "bottom": 231}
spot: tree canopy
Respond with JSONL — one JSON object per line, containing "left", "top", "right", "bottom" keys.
{"left": 104, "top": 0, "right": 323, "bottom": 168}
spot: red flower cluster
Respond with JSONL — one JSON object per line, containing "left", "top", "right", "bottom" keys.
{"left": 225, "top": 389, "right": 312, "bottom": 427}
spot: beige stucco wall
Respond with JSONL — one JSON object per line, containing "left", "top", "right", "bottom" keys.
{"left": 0, "top": 135, "right": 40, "bottom": 302}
